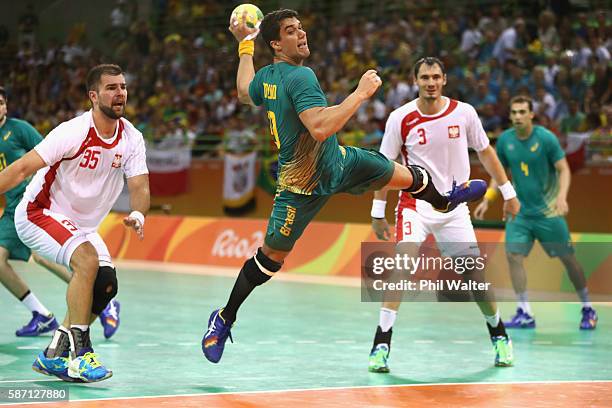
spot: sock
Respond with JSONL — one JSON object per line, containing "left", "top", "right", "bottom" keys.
{"left": 45, "top": 326, "right": 70, "bottom": 358}
{"left": 379, "top": 308, "right": 397, "bottom": 332}
{"left": 223, "top": 250, "right": 282, "bottom": 323}
{"left": 372, "top": 326, "right": 393, "bottom": 352}
{"left": 69, "top": 327, "right": 92, "bottom": 357}
{"left": 222, "top": 270, "right": 256, "bottom": 323}
{"left": 517, "top": 292, "right": 532, "bottom": 315}
{"left": 577, "top": 287, "right": 591, "bottom": 308}
{"left": 486, "top": 318, "right": 508, "bottom": 338}
{"left": 484, "top": 310, "right": 500, "bottom": 327}
{"left": 21, "top": 291, "right": 52, "bottom": 317}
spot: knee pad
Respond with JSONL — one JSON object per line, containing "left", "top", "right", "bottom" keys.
{"left": 92, "top": 266, "right": 118, "bottom": 315}
{"left": 242, "top": 248, "right": 283, "bottom": 286}
{"left": 403, "top": 166, "right": 448, "bottom": 211}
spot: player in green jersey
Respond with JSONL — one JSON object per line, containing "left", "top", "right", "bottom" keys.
{"left": 202, "top": 9, "right": 489, "bottom": 363}
{"left": 0, "top": 86, "right": 61, "bottom": 336}
{"left": 475, "top": 95, "right": 597, "bottom": 330}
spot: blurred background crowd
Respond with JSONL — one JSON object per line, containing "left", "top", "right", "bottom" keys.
{"left": 0, "top": 0, "right": 610, "bottom": 162}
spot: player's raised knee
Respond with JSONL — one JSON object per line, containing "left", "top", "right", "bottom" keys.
{"left": 243, "top": 248, "right": 283, "bottom": 286}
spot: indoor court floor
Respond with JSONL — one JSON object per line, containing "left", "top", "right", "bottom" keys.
{"left": 1, "top": 261, "right": 611, "bottom": 407}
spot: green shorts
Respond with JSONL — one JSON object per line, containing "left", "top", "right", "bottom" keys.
{"left": 0, "top": 212, "right": 31, "bottom": 261}
{"left": 505, "top": 214, "right": 574, "bottom": 257}
{"left": 265, "top": 147, "right": 394, "bottom": 251}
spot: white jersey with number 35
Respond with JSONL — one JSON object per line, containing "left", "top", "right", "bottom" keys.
{"left": 380, "top": 97, "right": 489, "bottom": 213}
{"left": 23, "top": 110, "right": 148, "bottom": 232}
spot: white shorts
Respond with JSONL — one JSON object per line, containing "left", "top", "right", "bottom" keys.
{"left": 15, "top": 200, "right": 112, "bottom": 269}
{"left": 395, "top": 201, "right": 480, "bottom": 257}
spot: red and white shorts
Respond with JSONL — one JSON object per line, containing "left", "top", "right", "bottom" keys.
{"left": 15, "top": 200, "right": 112, "bottom": 268}
{"left": 396, "top": 201, "right": 480, "bottom": 257}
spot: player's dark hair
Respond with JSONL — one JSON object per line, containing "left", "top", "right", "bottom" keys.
{"left": 0, "top": 86, "right": 6, "bottom": 100}
{"left": 413, "top": 57, "right": 446, "bottom": 77}
{"left": 86, "top": 64, "right": 123, "bottom": 93}
{"left": 510, "top": 95, "right": 533, "bottom": 112}
{"left": 261, "top": 9, "right": 299, "bottom": 56}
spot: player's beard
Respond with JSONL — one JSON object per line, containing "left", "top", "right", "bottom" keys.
{"left": 99, "top": 103, "right": 124, "bottom": 120}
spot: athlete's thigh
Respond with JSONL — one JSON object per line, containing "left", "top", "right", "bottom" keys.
{"left": 504, "top": 214, "right": 535, "bottom": 256}
{"left": 85, "top": 232, "right": 113, "bottom": 266}
{"left": 337, "top": 147, "right": 395, "bottom": 195}
{"left": 264, "top": 190, "right": 330, "bottom": 252}
{"left": 14, "top": 200, "right": 88, "bottom": 268}
{"left": 0, "top": 213, "right": 31, "bottom": 261}
{"left": 396, "top": 207, "right": 429, "bottom": 244}
{"left": 533, "top": 216, "right": 574, "bottom": 257}
{"left": 431, "top": 206, "right": 480, "bottom": 257}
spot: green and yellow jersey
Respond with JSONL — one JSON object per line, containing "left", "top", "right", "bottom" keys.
{"left": 496, "top": 125, "right": 565, "bottom": 218}
{"left": 0, "top": 118, "right": 43, "bottom": 214}
{"left": 249, "top": 62, "right": 344, "bottom": 195}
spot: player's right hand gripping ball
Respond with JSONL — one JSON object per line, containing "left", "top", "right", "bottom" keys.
{"left": 231, "top": 4, "right": 264, "bottom": 39}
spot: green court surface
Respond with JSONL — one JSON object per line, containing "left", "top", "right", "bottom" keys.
{"left": 0, "top": 261, "right": 611, "bottom": 405}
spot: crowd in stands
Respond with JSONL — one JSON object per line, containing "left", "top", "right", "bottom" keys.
{"left": 0, "top": 1, "right": 610, "bottom": 161}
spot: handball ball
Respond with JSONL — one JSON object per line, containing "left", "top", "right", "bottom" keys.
{"left": 231, "top": 4, "right": 264, "bottom": 40}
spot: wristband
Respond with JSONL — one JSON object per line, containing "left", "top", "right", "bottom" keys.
{"left": 238, "top": 40, "right": 255, "bottom": 57}
{"left": 484, "top": 188, "right": 499, "bottom": 202}
{"left": 129, "top": 210, "right": 145, "bottom": 226}
{"left": 371, "top": 199, "right": 386, "bottom": 219}
{"left": 499, "top": 181, "right": 517, "bottom": 201}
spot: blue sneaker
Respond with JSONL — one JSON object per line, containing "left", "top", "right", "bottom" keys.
{"left": 16, "top": 312, "right": 59, "bottom": 337}
{"left": 504, "top": 308, "right": 536, "bottom": 328}
{"left": 437, "top": 179, "right": 487, "bottom": 213}
{"left": 202, "top": 309, "right": 233, "bottom": 363}
{"left": 99, "top": 299, "right": 120, "bottom": 339}
{"left": 32, "top": 351, "right": 85, "bottom": 382}
{"left": 68, "top": 349, "right": 113, "bottom": 382}
{"left": 580, "top": 307, "right": 597, "bottom": 330}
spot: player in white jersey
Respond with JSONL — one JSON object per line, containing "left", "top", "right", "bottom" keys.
{"left": 367, "top": 58, "right": 521, "bottom": 372}
{"left": 0, "top": 64, "right": 149, "bottom": 383}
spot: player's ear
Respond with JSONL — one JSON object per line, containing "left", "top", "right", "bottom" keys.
{"left": 271, "top": 40, "right": 281, "bottom": 53}
{"left": 88, "top": 90, "right": 97, "bottom": 105}
{"left": 443, "top": 74, "right": 447, "bottom": 86}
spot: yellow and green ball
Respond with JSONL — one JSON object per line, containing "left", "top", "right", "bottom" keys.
{"left": 230, "top": 4, "right": 264, "bottom": 29}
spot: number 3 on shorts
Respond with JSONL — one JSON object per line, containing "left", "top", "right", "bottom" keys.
{"left": 267, "top": 111, "right": 280, "bottom": 149}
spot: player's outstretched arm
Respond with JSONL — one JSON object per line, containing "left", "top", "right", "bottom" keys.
{"left": 229, "top": 13, "right": 258, "bottom": 106}
{"left": 0, "top": 149, "right": 46, "bottom": 195}
{"left": 299, "top": 70, "right": 382, "bottom": 142}
{"left": 124, "top": 174, "right": 150, "bottom": 240}
{"left": 476, "top": 146, "right": 520, "bottom": 220}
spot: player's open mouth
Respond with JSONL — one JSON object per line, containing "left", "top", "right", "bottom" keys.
{"left": 298, "top": 42, "right": 308, "bottom": 50}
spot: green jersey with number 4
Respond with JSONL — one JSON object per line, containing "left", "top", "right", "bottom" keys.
{"left": 496, "top": 125, "right": 565, "bottom": 218}
{"left": 249, "top": 62, "right": 344, "bottom": 195}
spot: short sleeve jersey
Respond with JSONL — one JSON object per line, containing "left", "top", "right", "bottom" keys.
{"left": 23, "top": 110, "right": 148, "bottom": 232}
{"left": 249, "top": 62, "right": 344, "bottom": 195}
{"left": 496, "top": 125, "right": 565, "bottom": 217}
{"left": 380, "top": 97, "right": 489, "bottom": 211}
{"left": 0, "top": 118, "right": 43, "bottom": 213}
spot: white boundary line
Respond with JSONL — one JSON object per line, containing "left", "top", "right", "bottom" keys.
{"left": 45, "top": 379, "right": 612, "bottom": 404}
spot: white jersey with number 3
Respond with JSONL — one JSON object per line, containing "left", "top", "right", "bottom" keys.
{"left": 23, "top": 110, "right": 148, "bottom": 232}
{"left": 380, "top": 97, "right": 489, "bottom": 214}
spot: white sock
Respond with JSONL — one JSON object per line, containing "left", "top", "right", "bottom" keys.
{"left": 517, "top": 292, "right": 532, "bottom": 315}
{"left": 70, "top": 324, "right": 89, "bottom": 332}
{"left": 484, "top": 310, "right": 500, "bottom": 327}
{"left": 21, "top": 292, "right": 51, "bottom": 317}
{"left": 578, "top": 288, "right": 591, "bottom": 308}
{"left": 379, "top": 308, "right": 397, "bottom": 332}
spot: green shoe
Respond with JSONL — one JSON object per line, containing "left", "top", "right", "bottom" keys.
{"left": 368, "top": 344, "right": 390, "bottom": 373}
{"left": 492, "top": 336, "right": 514, "bottom": 367}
